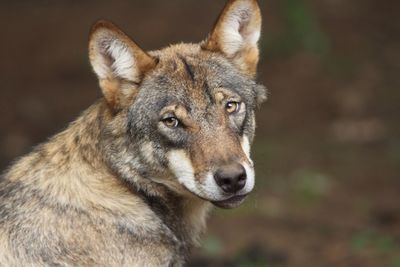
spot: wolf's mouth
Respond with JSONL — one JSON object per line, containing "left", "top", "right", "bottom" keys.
{"left": 211, "top": 194, "right": 248, "bottom": 209}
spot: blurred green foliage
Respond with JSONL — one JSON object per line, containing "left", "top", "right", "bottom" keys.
{"left": 352, "top": 230, "right": 400, "bottom": 266}
{"left": 262, "top": 0, "right": 360, "bottom": 80}
{"left": 201, "top": 235, "right": 223, "bottom": 255}
{"left": 290, "top": 169, "right": 331, "bottom": 205}
{"left": 352, "top": 230, "right": 374, "bottom": 251}
{"left": 264, "top": 0, "right": 330, "bottom": 57}
{"left": 389, "top": 257, "right": 400, "bottom": 267}
{"left": 386, "top": 140, "right": 400, "bottom": 166}
{"left": 237, "top": 259, "right": 270, "bottom": 267}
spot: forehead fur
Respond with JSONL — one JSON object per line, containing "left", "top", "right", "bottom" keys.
{"left": 142, "top": 43, "right": 260, "bottom": 109}
{"left": 126, "top": 43, "right": 263, "bottom": 144}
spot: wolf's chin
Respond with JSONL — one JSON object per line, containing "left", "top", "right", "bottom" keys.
{"left": 211, "top": 194, "right": 248, "bottom": 209}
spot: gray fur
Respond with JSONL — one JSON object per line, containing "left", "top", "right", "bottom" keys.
{"left": 0, "top": 1, "right": 266, "bottom": 266}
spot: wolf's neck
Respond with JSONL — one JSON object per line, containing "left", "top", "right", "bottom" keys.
{"left": 56, "top": 100, "right": 108, "bottom": 170}
{"left": 137, "top": 189, "right": 212, "bottom": 253}
{"left": 5, "top": 101, "right": 128, "bottom": 208}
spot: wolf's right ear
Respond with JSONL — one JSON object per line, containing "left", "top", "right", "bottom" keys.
{"left": 202, "top": 0, "right": 262, "bottom": 78}
{"left": 89, "top": 20, "right": 156, "bottom": 110}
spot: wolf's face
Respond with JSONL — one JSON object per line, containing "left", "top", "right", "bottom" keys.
{"left": 89, "top": 0, "right": 266, "bottom": 208}
{"left": 129, "top": 47, "right": 266, "bottom": 208}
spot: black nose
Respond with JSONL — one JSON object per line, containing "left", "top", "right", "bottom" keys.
{"left": 214, "top": 163, "right": 247, "bottom": 193}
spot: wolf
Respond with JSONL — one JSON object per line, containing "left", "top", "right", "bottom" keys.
{"left": 0, "top": 0, "right": 266, "bottom": 266}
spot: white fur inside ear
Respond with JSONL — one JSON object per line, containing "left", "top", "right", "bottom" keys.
{"left": 109, "top": 40, "right": 137, "bottom": 81}
{"left": 220, "top": 2, "right": 261, "bottom": 56}
{"left": 92, "top": 37, "right": 138, "bottom": 81}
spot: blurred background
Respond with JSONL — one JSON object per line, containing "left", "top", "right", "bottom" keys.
{"left": 0, "top": 0, "right": 399, "bottom": 266}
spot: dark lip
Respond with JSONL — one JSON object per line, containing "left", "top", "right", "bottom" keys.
{"left": 211, "top": 194, "right": 248, "bottom": 209}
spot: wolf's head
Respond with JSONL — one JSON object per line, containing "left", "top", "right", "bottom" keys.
{"left": 88, "top": 0, "right": 266, "bottom": 208}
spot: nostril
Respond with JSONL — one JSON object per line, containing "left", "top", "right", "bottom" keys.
{"left": 222, "top": 178, "right": 232, "bottom": 186}
{"left": 236, "top": 173, "right": 247, "bottom": 190}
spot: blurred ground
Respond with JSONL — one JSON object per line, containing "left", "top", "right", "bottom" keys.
{"left": 0, "top": 0, "right": 399, "bottom": 266}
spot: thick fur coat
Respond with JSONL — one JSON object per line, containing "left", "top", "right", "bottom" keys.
{"left": 0, "top": 0, "right": 266, "bottom": 266}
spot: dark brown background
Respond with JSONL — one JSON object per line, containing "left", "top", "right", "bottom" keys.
{"left": 1, "top": 0, "right": 399, "bottom": 266}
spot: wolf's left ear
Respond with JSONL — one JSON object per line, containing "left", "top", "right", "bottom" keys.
{"left": 202, "top": 0, "right": 262, "bottom": 78}
{"left": 89, "top": 20, "right": 157, "bottom": 110}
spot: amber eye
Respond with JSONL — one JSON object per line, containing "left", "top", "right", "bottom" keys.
{"left": 162, "top": 116, "right": 180, "bottom": 128}
{"left": 225, "top": 101, "right": 241, "bottom": 114}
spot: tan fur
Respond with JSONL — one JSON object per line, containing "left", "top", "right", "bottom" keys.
{"left": 89, "top": 20, "right": 156, "bottom": 111}
{"left": 202, "top": 0, "right": 262, "bottom": 77}
{"left": 1, "top": 101, "right": 210, "bottom": 266}
{"left": 0, "top": 1, "right": 265, "bottom": 266}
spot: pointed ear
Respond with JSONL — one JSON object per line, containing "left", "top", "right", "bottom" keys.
{"left": 202, "top": 0, "right": 262, "bottom": 78}
{"left": 89, "top": 20, "right": 156, "bottom": 109}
